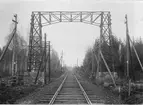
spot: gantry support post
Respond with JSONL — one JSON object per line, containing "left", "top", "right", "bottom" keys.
{"left": 97, "top": 12, "right": 104, "bottom": 78}
{"left": 108, "top": 12, "right": 115, "bottom": 74}
{"left": 27, "top": 12, "right": 34, "bottom": 72}
{"left": 97, "top": 12, "right": 116, "bottom": 87}
{"left": 27, "top": 12, "right": 43, "bottom": 73}
{"left": 39, "top": 12, "right": 43, "bottom": 58}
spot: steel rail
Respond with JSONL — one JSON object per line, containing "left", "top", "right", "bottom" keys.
{"left": 48, "top": 74, "right": 68, "bottom": 105}
{"left": 74, "top": 75, "right": 92, "bottom": 105}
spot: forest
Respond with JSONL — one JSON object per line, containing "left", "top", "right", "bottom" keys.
{"left": 79, "top": 35, "right": 143, "bottom": 84}
{"left": 0, "top": 30, "right": 63, "bottom": 80}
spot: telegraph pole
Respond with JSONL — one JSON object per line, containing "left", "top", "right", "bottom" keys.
{"left": 77, "top": 58, "right": 78, "bottom": 67}
{"left": 44, "top": 33, "right": 47, "bottom": 85}
{"left": 92, "top": 50, "right": 95, "bottom": 79}
{"left": 12, "top": 14, "right": 18, "bottom": 77}
{"left": 60, "top": 51, "right": 63, "bottom": 72}
{"left": 48, "top": 41, "right": 51, "bottom": 83}
{"left": 125, "top": 14, "right": 132, "bottom": 96}
{"left": 0, "top": 15, "right": 18, "bottom": 63}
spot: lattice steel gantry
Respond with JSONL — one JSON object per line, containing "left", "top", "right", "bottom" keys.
{"left": 27, "top": 11, "right": 113, "bottom": 74}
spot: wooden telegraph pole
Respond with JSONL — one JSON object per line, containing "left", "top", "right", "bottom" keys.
{"left": 11, "top": 14, "right": 18, "bottom": 86}
{"left": 48, "top": 41, "right": 51, "bottom": 83}
{"left": 77, "top": 58, "right": 78, "bottom": 67}
{"left": 44, "top": 33, "right": 47, "bottom": 85}
{"left": 125, "top": 14, "right": 132, "bottom": 96}
{"left": 60, "top": 51, "right": 63, "bottom": 72}
{"left": 12, "top": 14, "right": 18, "bottom": 77}
{"left": 92, "top": 50, "right": 95, "bottom": 79}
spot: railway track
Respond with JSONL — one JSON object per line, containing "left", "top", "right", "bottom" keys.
{"left": 38, "top": 72, "right": 105, "bottom": 104}
{"left": 49, "top": 72, "right": 91, "bottom": 104}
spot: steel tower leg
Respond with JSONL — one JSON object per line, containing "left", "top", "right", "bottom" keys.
{"left": 97, "top": 12, "right": 104, "bottom": 78}
{"left": 27, "top": 12, "right": 43, "bottom": 72}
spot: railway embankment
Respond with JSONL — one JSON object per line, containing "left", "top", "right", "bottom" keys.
{"left": 16, "top": 71, "right": 121, "bottom": 104}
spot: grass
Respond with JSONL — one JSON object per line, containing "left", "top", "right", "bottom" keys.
{"left": 0, "top": 76, "right": 41, "bottom": 104}
{"left": 0, "top": 71, "right": 65, "bottom": 104}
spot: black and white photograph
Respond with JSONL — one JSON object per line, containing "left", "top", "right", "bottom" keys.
{"left": 0, "top": 0, "right": 143, "bottom": 104}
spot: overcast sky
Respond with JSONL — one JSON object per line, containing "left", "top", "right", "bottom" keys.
{"left": 0, "top": 0, "right": 143, "bottom": 66}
